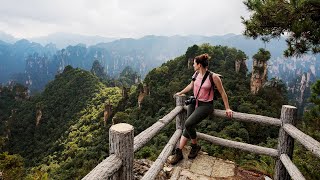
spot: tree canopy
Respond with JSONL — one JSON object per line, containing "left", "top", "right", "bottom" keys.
{"left": 242, "top": 0, "right": 320, "bottom": 57}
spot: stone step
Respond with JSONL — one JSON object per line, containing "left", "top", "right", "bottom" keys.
{"left": 166, "top": 146, "right": 266, "bottom": 180}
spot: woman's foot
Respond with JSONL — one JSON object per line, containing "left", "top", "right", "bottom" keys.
{"left": 170, "top": 148, "right": 183, "bottom": 165}
{"left": 188, "top": 144, "right": 201, "bottom": 159}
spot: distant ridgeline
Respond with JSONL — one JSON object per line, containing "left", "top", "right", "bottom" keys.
{"left": 0, "top": 36, "right": 319, "bottom": 107}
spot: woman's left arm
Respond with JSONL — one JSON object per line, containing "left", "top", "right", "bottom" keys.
{"left": 212, "top": 74, "right": 233, "bottom": 118}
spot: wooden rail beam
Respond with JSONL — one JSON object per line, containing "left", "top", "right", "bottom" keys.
{"left": 183, "top": 106, "right": 281, "bottom": 126}
{"left": 197, "top": 132, "right": 278, "bottom": 157}
{"left": 283, "top": 124, "right": 320, "bottom": 158}
{"left": 134, "top": 106, "right": 183, "bottom": 152}
{"left": 275, "top": 105, "right": 297, "bottom": 180}
{"left": 82, "top": 154, "right": 122, "bottom": 180}
{"left": 280, "top": 154, "right": 305, "bottom": 180}
{"left": 141, "top": 129, "right": 182, "bottom": 180}
{"left": 214, "top": 109, "right": 281, "bottom": 126}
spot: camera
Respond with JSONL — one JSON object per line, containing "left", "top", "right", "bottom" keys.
{"left": 185, "top": 96, "right": 196, "bottom": 105}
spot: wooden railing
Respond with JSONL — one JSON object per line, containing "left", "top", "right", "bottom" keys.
{"left": 83, "top": 95, "right": 320, "bottom": 180}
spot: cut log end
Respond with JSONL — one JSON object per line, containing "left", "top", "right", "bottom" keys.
{"left": 282, "top": 105, "right": 296, "bottom": 109}
{"left": 111, "top": 123, "right": 134, "bottom": 132}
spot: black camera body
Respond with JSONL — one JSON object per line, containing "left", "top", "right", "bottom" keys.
{"left": 185, "top": 96, "right": 196, "bottom": 105}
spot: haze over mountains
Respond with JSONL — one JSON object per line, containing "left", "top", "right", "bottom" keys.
{"left": 0, "top": 31, "right": 319, "bottom": 109}
{"left": 0, "top": 31, "right": 117, "bottom": 48}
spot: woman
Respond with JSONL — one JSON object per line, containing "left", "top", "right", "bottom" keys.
{"left": 171, "top": 53, "right": 233, "bottom": 165}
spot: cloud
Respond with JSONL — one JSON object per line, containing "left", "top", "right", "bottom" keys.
{"left": 0, "top": 0, "right": 250, "bottom": 38}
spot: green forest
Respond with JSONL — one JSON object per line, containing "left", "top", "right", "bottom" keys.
{"left": 1, "top": 43, "right": 319, "bottom": 179}
{"left": 1, "top": 0, "right": 320, "bottom": 178}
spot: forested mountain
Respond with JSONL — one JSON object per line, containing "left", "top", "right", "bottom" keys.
{"left": 1, "top": 66, "right": 123, "bottom": 179}
{"left": 0, "top": 34, "right": 319, "bottom": 112}
{"left": 0, "top": 44, "right": 319, "bottom": 179}
{"left": 116, "top": 44, "right": 319, "bottom": 179}
{"left": 0, "top": 39, "right": 57, "bottom": 84}
{"left": 115, "top": 44, "right": 288, "bottom": 176}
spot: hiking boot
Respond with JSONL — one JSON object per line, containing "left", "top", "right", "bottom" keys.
{"left": 188, "top": 144, "right": 201, "bottom": 159}
{"left": 170, "top": 148, "right": 183, "bottom": 165}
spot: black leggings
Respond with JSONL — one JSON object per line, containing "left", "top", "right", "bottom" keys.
{"left": 182, "top": 101, "right": 213, "bottom": 139}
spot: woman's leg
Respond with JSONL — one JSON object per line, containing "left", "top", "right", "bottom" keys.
{"left": 171, "top": 104, "right": 195, "bottom": 165}
{"left": 179, "top": 135, "right": 188, "bottom": 149}
{"left": 179, "top": 103, "right": 195, "bottom": 148}
{"left": 183, "top": 103, "right": 213, "bottom": 158}
{"left": 183, "top": 104, "right": 212, "bottom": 140}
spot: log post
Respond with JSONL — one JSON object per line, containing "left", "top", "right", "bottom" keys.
{"left": 175, "top": 95, "right": 186, "bottom": 130}
{"left": 274, "top": 105, "right": 297, "bottom": 180}
{"left": 109, "top": 123, "right": 134, "bottom": 180}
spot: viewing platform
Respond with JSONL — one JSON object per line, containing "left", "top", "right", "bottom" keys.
{"left": 83, "top": 95, "right": 320, "bottom": 180}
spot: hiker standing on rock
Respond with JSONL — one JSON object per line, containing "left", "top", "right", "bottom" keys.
{"left": 172, "top": 53, "right": 233, "bottom": 165}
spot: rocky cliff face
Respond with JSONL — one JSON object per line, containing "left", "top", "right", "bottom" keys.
{"left": 235, "top": 58, "right": 247, "bottom": 73}
{"left": 250, "top": 59, "right": 268, "bottom": 94}
{"left": 268, "top": 54, "right": 319, "bottom": 110}
{"left": 138, "top": 84, "right": 149, "bottom": 108}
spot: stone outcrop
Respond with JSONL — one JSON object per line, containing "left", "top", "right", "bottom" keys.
{"left": 287, "top": 71, "right": 314, "bottom": 106}
{"left": 138, "top": 84, "right": 149, "bottom": 108}
{"left": 36, "top": 109, "right": 42, "bottom": 126}
{"left": 104, "top": 101, "right": 112, "bottom": 126}
{"left": 251, "top": 59, "right": 268, "bottom": 94}
{"left": 235, "top": 58, "right": 247, "bottom": 73}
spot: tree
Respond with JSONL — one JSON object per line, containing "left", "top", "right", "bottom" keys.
{"left": 253, "top": 48, "right": 271, "bottom": 62}
{"left": 303, "top": 80, "right": 320, "bottom": 132}
{"left": 242, "top": 0, "right": 320, "bottom": 57}
{"left": 0, "top": 152, "right": 25, "bottom": 180}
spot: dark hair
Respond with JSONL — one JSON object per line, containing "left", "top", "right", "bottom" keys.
{"left": 194, "top": 53, "right": 210, "bottom": 68}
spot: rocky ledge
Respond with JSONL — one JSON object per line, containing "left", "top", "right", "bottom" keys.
{"left": 133, "top": 146, "right": 270, "bottom": 180}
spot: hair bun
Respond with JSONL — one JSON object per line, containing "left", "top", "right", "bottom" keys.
{"left": 202, "top": 53, "right": 209, "bottom": 60}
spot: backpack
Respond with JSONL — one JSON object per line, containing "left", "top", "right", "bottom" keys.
{"left": 193, "top": 71, "right": 222, "bottom": 100}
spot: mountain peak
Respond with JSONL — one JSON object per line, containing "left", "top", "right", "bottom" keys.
{"left": 0, "top": 31, "right": 16, "bottom": 43}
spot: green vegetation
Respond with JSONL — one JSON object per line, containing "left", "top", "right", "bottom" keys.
{"left": 0, "top": 43, "right": 318, "bottom": 179}
{"left": 2, "top": 66, "right": 123, "bottom": 179}
{"left": 117, "top": 44, "right": 288, "bottom": 175}
{"left": 0, "top": 152, "right": 25, "bottom": 180}
{"left": 252, "top": 48, "right": 271, "bottom": 62}
{"left": 242, "top": 1, "right": 320, "bottom": 178}
{"left": 242, "top": 0, "right": 320, "bottom": 57}
{"left": 293, "top": 80, "right": 320, "bottom": 180}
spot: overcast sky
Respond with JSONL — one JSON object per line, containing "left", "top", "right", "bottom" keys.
{"left": 0, "top": 0, "right": 250, "bottom": 39}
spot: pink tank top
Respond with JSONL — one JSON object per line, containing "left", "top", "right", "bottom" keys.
{"left": 193, "top": 71, "right": 214, "bottom": 102}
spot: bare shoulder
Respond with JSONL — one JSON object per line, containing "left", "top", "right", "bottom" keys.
{"left": 211, "top": 72, "right": 222, "bottom": 81}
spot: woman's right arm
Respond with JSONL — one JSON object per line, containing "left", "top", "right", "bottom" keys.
{"left": 175, "top": 81, "right": 194, "bottom": 96}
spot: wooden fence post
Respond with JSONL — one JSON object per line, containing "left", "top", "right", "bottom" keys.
{"left": 109, "top": 123, "right": 134, "bottom": 180}
{"left": 175, "top": 95, "right": 186, "bottom": 130}
{"left": 274, "top": 105, "right": 297, "bottom": 180}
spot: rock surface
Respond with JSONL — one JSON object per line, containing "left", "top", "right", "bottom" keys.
{"left": 134, "top": 146, "right": 268, "bottom": 180}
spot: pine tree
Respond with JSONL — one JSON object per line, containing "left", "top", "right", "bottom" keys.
{"left": 242, "top": 0, "right": 320, "bottom": 57}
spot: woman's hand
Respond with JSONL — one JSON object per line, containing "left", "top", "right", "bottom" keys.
{"left": 175, "top": 92, "right": 182, "bottom": 96}
{"left": 173, "top": 92, "right": 182, "bottom": 98}
{"left": 226, "top": 109, "right": 233, "bottom": 118}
